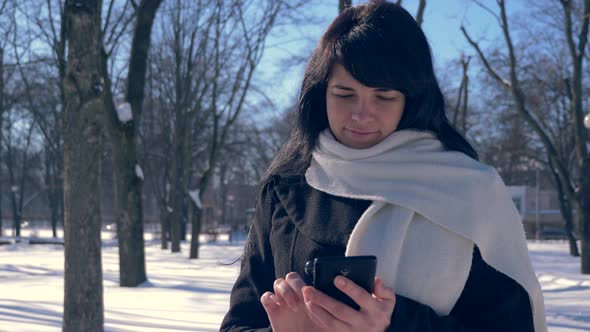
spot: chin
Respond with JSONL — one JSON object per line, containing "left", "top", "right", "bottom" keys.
{"left": 340, "top": 133, "right": 382, "bottom": 149}
{"left": 341, "top": 139, "right": 380, "bottom": 149}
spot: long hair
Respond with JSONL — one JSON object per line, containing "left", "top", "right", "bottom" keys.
{"left": 261, "top": 0, "right": 478, "bottom": 185}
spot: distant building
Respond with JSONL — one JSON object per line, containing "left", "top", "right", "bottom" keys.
{"left": 507, "top": 186, "right": 578, "bottom": 239}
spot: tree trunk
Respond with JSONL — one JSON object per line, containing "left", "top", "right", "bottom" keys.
{"left": 550, "top": 158, "right": 579, "bottom": 256}
{"left": 189, "top": 204, "right": 202, "bottom": 259}
{"left": 170, "top": 161, "right": 184, "bottom": 252}
{"left": 581, "top": 159, "right": 590, "bottom": 273}
{"left": 45, "top": 150, "right": 60, "bottom": 238}
{"left": 51, "top": 201, "right": 59, "bottom": 238}
{"left": 460, "top": 62, "right": 469, "bottom": 134}
{"left": 0, "top": 47, "right": 3, "bottom": 238}
{"left": 101, "top": 63, "right": 148, "bottom": 286}
{"left": 160, "top": 206, "right": 169, "bottom": 250}
{"left": 111, "top": 126, "right": 147, "bottom": 286}
{"left": 50, "top": 162, "right": 60, "bottom": 238}
{"left": 564, "top": 206, "right": 579, "bottom": 257}
{"left": 100, "top": 0, "right": 161, "bottom": 286}
{"left": 169, "top": 141, "right": 184, "bottom": 252}
{"left": 7, "top": 145, "right": 21, "bottom": 238}
{"left": 62, "top": 1, "right": 104, "bottom": 331}
{"left": 169, "top": 106, "right": 187, "bottom": 253}
{"left": 562, "top": 0, "right": 590, "bottom": 273}
{"left": 60, "top": 183, "right": 65, "bottom": 230}
{"left": 181, "top": 198, "right": 187, "bottom": 241}
{"left": 0, "top": 186, "right": 2, "bottom": 237}
{"left": 10, "top": 193, "right": 21, "bottom": 238}
{"left": 0, "top": 187, "right": 2, "bottom": 236}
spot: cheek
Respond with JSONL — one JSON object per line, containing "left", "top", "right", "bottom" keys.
{"left": 326, "top": 99, "right": 347, "bottom": 126}
{"left": 378, "top": 105, "right": 404, "bottom": 132}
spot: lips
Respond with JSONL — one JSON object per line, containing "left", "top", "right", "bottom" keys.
{"left": 345, "top": 128, "right": 378, "bottom": 135}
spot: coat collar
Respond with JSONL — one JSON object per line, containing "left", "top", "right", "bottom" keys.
{"left": 272, "top": 175, "right": 369, "bottom": 248}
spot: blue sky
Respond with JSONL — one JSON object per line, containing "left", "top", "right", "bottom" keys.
{"left": 253, "top": 0, "right": 526, "bottom": 116}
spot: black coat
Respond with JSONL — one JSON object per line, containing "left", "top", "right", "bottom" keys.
{"left": 220, "top": 175, "right": 534, "bottom": 332}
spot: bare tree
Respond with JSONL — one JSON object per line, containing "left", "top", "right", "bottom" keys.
{"left": 0, "top": 0, "right": 17, "bottom": 237}
{"left": 141, "top": 0, "right": 288, "bottom": 257}
{"left": 139, "top": 57, "right": 173, "bottom": 249}
{"left": 186, "top": 0, "right": 288, "bottom": 259}
{"left": 15, "top": 0, "right": 66, "bottom": 238}
{"left": 462, "top": 0, "right": 590, "bottom": 272}
{"left": 4, "top": 112, "right": 36, "bottom": 238}
{"left": 62, "top": 0, "right": 104, "bottom": 330}
{"left": 169, "top": 0, "right": 215, "bottom": 254}
{"left": 451, "top": 55, "right": 471, "bottom": 135}
{"left": 1, "top": 1, "right": 41, "bottom": 238}
{"left": 99, "top": 0, "right": 162, "bottom": 287}
{"left": 138, "top": 61, "right": 173, "bottom": 249}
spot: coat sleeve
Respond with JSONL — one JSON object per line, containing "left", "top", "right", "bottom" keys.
{"left": 219, "top": 181, "right": 277, "bottom": 332}
{"left": 387, "top": 246, "right": 535, "bottom": 332}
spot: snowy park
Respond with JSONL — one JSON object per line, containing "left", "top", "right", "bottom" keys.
{"left": 1, "top": 0, "right": 590, "bottom": 331}
{"left": 0, "top": 233, "right": 589, "bottom": 332}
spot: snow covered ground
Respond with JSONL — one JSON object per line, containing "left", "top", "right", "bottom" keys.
{"left": 0, "top": 234, "right": 588, "bottom": 331}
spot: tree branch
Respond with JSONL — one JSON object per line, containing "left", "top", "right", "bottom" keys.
{"left": 464, "top": 1, "right": 575, "bottom": 200}
{"left": 415, "top": 0, "right": 426, "bottom": 27}
{"left": 461, "top": 26, "right": 511, "bottom": 88}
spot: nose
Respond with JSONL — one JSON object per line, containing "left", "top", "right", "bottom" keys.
{"left": 351, "top": 98, "right": 371, "bottom": 122}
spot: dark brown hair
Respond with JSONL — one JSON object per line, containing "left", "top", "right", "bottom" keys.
{"left": 261, "top": 0, "right": 478, "bottom": 184}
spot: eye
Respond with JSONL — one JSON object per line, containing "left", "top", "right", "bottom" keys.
{"left": 377, "top": 95, "right": 397, "bottom": 101}
{"left": 333, "top": 94, "right": 354, "bottom": 99}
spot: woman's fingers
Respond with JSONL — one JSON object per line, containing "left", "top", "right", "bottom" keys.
{"left": 302, "top": 285, "right": 359, "bottom": 323}
{"left": 373, "top": 277, "right": 396, "bottom": 302}
{"left": 273, "top": 278, "right": 300, "bottom": 311}
{"left": 333, "top": 275, "right": 374, "bottom": 310}
{"left": 261, "top": 291, "right": 297, "bottom": 332}
{"left": 284, "top": 272, "right": 307, "bottom": 300}
{"left": 302, "top": 287, "right": 349, "bottom": 330}
{"left": 260, "top": 291, "right": 284, "bottom": 313}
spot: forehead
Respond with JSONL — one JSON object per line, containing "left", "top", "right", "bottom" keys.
{"left": 328, "top": 64, "right": 361, "bottom": 86}
{"left": 328, "top": 64, "right": 399, "bottom": 93}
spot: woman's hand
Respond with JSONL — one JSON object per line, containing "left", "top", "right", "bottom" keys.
{"left": 261, "top": 272, "right": 396, "bottom": 332}
{"left": 261, "top": 272, "right": 324, "bottom": 332}
{"left": 302, "top": 276, "right": 396, "bottom": 332}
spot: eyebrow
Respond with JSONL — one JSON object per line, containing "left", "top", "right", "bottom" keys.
{"left": 332, "top": 84, "right": 355, "bottom": 91}
{"left": 331, "top": 85, "right": 397, "bottom": 93}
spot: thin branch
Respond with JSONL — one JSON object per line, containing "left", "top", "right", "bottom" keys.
{"left": 472, "top": 0, "right": 502, "bottom": 24}
{"left": 460, "top": 26, "right": 511, "bottom": 88}
{"left": 415, "top": 0, "right": 426, "bottom": 27}
{"left": 103, "top": 0, "right": 116, "bottom": 40}
{"left": 106, "top": 11, "right": 135, "bottom": 57}
{"left": 105, "top": 0, "right": 133, "bottom": 54}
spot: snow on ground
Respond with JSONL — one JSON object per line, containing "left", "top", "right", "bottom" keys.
{"left": 529, "top": 241, "right": 590, "bottom": 331}
{"left": 0, "top": 235, "right": 588, "bottom": 331}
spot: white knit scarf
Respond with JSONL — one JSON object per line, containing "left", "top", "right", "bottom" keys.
{"left": 305, "top": 129, "right": 547, "bottom": 332}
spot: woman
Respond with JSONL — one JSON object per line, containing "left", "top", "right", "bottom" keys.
{"left": 220, "top": 1, "right": 546, "bottom": 331}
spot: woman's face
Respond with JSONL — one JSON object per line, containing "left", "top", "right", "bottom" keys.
{"left": 326, "top": 64, "right": 405, "bottom": 149}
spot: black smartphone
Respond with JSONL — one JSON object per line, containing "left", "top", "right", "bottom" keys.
{"left": 305, "top": 255, "right": 377, "bottom": 310}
